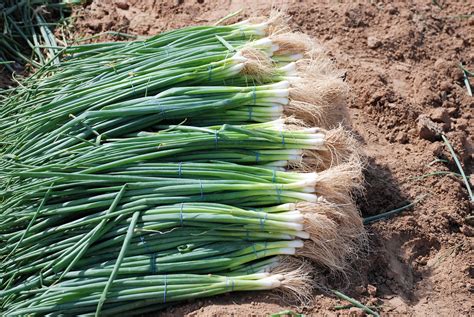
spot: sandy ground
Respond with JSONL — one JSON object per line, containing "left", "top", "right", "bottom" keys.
{"left": 6, "top": 1, "right": 473, "bottom": 316}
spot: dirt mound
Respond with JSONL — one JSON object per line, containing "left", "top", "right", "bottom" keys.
{"left": 62, "top": 1, "right": 474, "bottom": 315}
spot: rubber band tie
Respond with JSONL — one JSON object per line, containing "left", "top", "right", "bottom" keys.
{"left": 140, "top": 236, "right": 157, "bottom": 274}
{"left": 225, "top": 277, "right": 235, "bottom": 291}
{"left": 199, "top": 179, "right": 204, "bottom": 200}
{"left": 252, "top": 243, "right": 259, "bottom": 259}
{"left": 150, "top": 253, "right": 157, "bottom": 274}
{"left": 280, "top": 130, "right": 286, "bottom": 146}
{"left": 275, "top": 185, "right": 282, "bottom": 204}
{"left": 238, "top": 27, "right": 246, "bottom": 40}
{"left": 208, "top": 64, "right": 213, "bottom": 81}
{"left": 252, "top": 85, "right": 257, "bottom": 105}
{"left": 179, "top": 203, "right": 184, "bottom": 227}
{"left": 163, "top": 274, "right": 168, "bottom": 303}
{"left": 259, "top": 213, "right": 268, "bottom": 230}
{"left": 214, "top": 130, "right": 219, "bottom": 149}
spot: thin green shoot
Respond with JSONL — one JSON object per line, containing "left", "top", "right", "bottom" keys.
{"left": 431, "top": 0, "right": 443, "bottom": 9}
{"left": 214, "top": 9, "right": 243, "bottom": 26}
{"left": 70, "top": 31, "right": 140, "bottom": 44}
{"left": 441, "top": 134, "right": 473, "bottom": 201}
{"left": 2, "top": 184, "right": 53, "bottom": 264}
{"left": 459, "top": 63, "right": 473, "bottom": 96}
{"left": 363, "top": 195, "right": 426, "bottom": 225}
{"left": 459, "top": 63, "right": 474, "bottom": 77}
{"left": 427, "top": 158, "right": 449, "bottom": 166}
{"left": 446, "top": 14, "right": 474, "bottom": 20}
{"left": 408, "top": 171, "right": 467, "bottom": 182}
{"left": 95, "top": 210, "right": 140, "bottom": 316}
{"left": 270, "top": 310, "right": 305, "bottom": 317}
{"left": 53, "top": 184, "right": 128, "bottom": 285}
{"left": 334, "top": 304, "right": 382, "bottom": 310}
{"left": 215, "top": 35, "right": 236, "bottom": 52}
{"left": 332, "top": 290, "right": 380, "bottom": 317}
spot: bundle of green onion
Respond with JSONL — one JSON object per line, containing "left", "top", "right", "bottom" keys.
{"left": 0, "top": 15, "right": 364, "bottom": 316}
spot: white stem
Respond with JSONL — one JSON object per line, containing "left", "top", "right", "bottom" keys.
{"left": 250, "top": 38, "right": 274, "bottom": 50}
{"left": 264, "top": 80, "right": 290, "bottom": 90}
{"left": 300, "top": 128, "right": 324, "bottom": 134}
{"left": 244, "top": 22, "right": 268, "bottom": 36}
{"left": 271, "top": 247, "right": 296, "bottom": 256}
{"left": 265, "top": 212, "right": 304, "bottom": 223}
{"left": 231, "top": 52, "right": 247, "bottom": 63}
{"left": 284, "top": 75, "right": 303, "bottom": 82}
{"left": 254, "top": 276, "right": 281, "bottom": 289}
{"left": 292, "top": 192, "right": 318, "bottom": 203}
{"left": 280, "top": 203, "right": 297, "bottom": 210}
{"left": 292, "top": 179, "right": 317, "bottom": 190}
{"left": 268, "top": 89, "right": 289, "bottom": 98}
{"left": 261, "top": 161, "right": 288, "bottom": 168}
{"left": 284, "top": 222, "right": 305, "bottom": 231}
{"left": 307, "top": 139, "right": 326, "bottom": 147}
{"left": 233, "top": 19, "right": 250, "bottom": 26}
{"left": 279, "top": 62, "right": 297, "bottom": 76}
{"left": 302, "top": 134, "right": 326, "bottom": 140}
{"left": 294, "top": 230, "right": 310, "bottom": 239}
{"left": 288, "top": 154, "right": 303, "bottom": 162}
{"left": 248, "top": 272, "right": 271, "bottom": 279}
{"left": 264, "top": 97, "right": 289, "bottom": 105}
{"left": 289, "top": 53, "right": 304, "bottom": 60}
{"left": 278, "top": 211, "right": 303, "bottom": 218}
{"left": 269, "top": 105, "right": 284, "bottom": 115}
{"left": 287, "top": 239, "right": 304, "bottom": 248}
{"left": 228, "top": 63, "right": 245, "bottom": 75}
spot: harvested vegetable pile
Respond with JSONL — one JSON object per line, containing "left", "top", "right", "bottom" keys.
{"left": 0, "top": 13, "right": 365, "bottom": 315}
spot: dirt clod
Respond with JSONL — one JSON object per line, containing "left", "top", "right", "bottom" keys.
{"left": 114, "top": 1, "right": 129, "bottom": 10}
{"left": 429, "top": 108, "right": 451, "bottom": 126}
{"left": 367, "top": 284, "right": 377, "bottom": 296}
{"left": 367, "top": 36, "right": 382, "bottom": 49}
{"left": 417, "top": 114, "right": 443, "bottom": 141}
{"left": 348, "top": 307, "right": 366, "bottom": 317}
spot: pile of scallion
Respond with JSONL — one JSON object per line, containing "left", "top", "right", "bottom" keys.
{"left": 0, "top": 14, "right": 365, "bottom": 316}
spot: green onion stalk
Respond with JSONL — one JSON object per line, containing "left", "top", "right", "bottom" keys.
{"left": 1, "top": 201, "right": 316, "bottom": 306}
{"left": 64, "top": 22, "right": 270, "bottom": 59}
{"left": 0, "top": 162, "right": 357, "bottom": 292}
{"left": 0, "top": 121, "right": 328, "bottom": 173}
{"left": 1, "top": 30, "right": 321, "bottom": 158}
{"left": 0, "top": 23, "right": 278, "bottom": 124}
{"left": 0, "top": 50, "right": 297, "bottom": 159}
{"left": 2, "top": 256, "right": 311, "bottom": 316}
{"left": 1, "top": 82, "right": 291, "bottom": 164}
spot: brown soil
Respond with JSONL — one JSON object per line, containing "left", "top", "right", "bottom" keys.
{"left": 16, "top": 0, "right": 474, "bottom": 316}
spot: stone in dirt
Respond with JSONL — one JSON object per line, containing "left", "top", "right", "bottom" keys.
{"left": 367, "top": 36, "right": 382, "bottom": 49}
{"left": 349, "top": 307, "right": 366, "bottom": 317}
{"left": 429, "top": 108, "right": 451, "bottom": 130}
{"left": 367, "top": 284, "right": 377, "bottom": 296}
{"left": 114, "top": 1, "right": 129, "bottom": 10}
{"left": 417, "top": 114, "right": 443, "bottom": 141}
